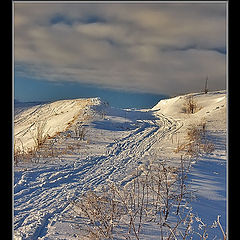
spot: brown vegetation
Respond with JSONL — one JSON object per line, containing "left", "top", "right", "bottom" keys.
{"left": 182, "top": 95, "right": 201, "bottom": 114}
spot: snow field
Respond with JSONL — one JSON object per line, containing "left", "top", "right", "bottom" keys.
{"left": 14, "top": 91, "right": 227, "bottom": 239}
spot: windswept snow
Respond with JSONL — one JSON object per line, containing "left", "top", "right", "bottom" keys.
{"left": 14, "top": 91, "right": 227, "bottom": 239}
{"left": 14, "top": 98, "right": 107, "bottom": 152}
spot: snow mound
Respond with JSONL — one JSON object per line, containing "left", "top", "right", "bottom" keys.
{"left": 152, "top": 90, "right": 226, "bottom": 130}
{"left": 14, "top": 97, "right": 109, "bottom": 151}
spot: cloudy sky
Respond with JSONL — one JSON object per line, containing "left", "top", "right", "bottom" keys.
{"left": 14, "top": 2, "right": 227, "bottom": 107}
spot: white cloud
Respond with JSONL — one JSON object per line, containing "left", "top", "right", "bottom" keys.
{"left": 14, "top": 2, "right": 226, "bottom": 95}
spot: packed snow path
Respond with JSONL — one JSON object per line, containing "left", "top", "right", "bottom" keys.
{"left": 14, "top": 105, "right": 183, "bottom": 239}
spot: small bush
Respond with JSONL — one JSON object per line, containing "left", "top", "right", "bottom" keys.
{"left": 72, "top": 160, "right": 194, "bottom": 239}
{"left": 31, "top": 120, "right": 49, "bottom": 150}
{"left": 72, "top": 158, "right": 225, "bottom": 239}
{"left": 182, "top": 95, "right": 200, "bottom": 114}
{"left": 175, "top": 122, "right": 214, "bottom": 157}
{"left": 74, "top": 124, "right": 88, "bottom": 140}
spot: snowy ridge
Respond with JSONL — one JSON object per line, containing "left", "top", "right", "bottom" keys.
{"left": 14, "top": 91, "right": 227, "bottom": 239}
{"left": 14, "top": 97, "right": 108, "bottom": 152}
{"left": 153, "top": 90, "right": 226, "bottom": 117}
{"left": 83, "top": 97, "right": 109, "bottom": 117}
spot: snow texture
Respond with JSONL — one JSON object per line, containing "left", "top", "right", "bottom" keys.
{"left": 14, "top": 91, "right": 226, "bottom": 239}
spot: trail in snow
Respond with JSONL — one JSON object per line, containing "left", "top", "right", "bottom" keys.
{"left": 14, "top": 105, "right": 183, "bottom": 239}
{"left": 14, "top": 91, "right": 227, "bottom": 239}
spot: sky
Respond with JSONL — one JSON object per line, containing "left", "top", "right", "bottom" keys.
{"left": 14, "top": 2, "right": 227, "bottom": 108}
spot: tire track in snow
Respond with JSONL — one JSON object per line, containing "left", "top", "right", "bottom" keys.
{"left": 14, "top": 110, "right": 182, "bottom": 239}
{"left": 71, "top": 112, "right": 182, "bottom": 190}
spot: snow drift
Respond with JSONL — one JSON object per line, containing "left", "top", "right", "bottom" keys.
{"left": 14, "top": 97, "right": 108, "bottom": 152}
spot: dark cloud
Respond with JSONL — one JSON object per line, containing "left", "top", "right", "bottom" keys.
{"left": 14, "top": 2, "right": 227, "bottom": 95}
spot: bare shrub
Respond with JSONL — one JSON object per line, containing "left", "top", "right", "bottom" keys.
{"left": 186, "top": 123, "right": 204, "bottom": 142}
{"left": 216, "top": 215, "right": 227, "bottom": 240}
{"left": 14, "top": 132, "right": 63, "bottom": 165}
{"left": 14, "top": 139, "right": 33, "bottom": 165}
{"left": 31, "top": 120, "right": 50, "bottom": 150}
{"left": 72, "top": 159, "right": 194, "bottom": 239}
{"left": 74, "top": 124, "right": 88, "bottom": 141}
{"left": 202, "top": 140, "right": 215, "bottom": 154}
{"left": 72, "top": 156, "right": 225, "bottom": 239}
{"left": 73, "top": 189, "right": 125, "bottom": 240}
{"left": 14, "top": 144, "right": 23, "bottom": 166}
{"left": 175, "top": 122, "right": 214, "bottom": 157}
{"left": 99, "top": 109, "right": 106, "bottom": 120}
{"left": 195, "top": 215, "right": 227, "bottom": 240}
{"left": 182, "top": 95, "right": 201, "bottom": 114}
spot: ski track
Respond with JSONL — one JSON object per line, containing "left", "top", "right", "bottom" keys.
{"left": 14, "top": 109, "right": 183, "bottom": 239}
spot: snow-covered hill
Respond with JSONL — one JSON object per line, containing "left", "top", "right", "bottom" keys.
{"left": 14, "top": 91, "right": 227, "bottom": 239}
{"left": 14, "top": 97, "right": 108, "bottom": 152}
{"left": 152, "top": 90, "right": 226, "bottom": 129}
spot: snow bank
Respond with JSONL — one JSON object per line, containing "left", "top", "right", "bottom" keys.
{"left": 152, "top": 90, "right": 226, "bottom": 130}
{"left": 14, "top": 97, "right": 108, "bottom": 152}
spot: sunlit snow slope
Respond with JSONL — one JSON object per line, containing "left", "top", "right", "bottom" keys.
{"left": 14, "top": 98, "right": 105, "bottom": 151}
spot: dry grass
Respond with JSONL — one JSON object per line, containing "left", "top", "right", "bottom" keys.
{"left": 14, "top": 112, "right": 92, "bottom": 165}
{"left": 182, "top": 95, "right": 201, "bottom": 114}
{"left": 74, "top": 124, "right": 88, "bottom": 140}
{"left": 31, "top": 120, "right": 50, "bottom": 150}
{"left": 175, "top": 122, "right": 214, "bottom": 157}
{"left": 72, "top": 157, "right": 226, "bottom": 239}
{"left": 72, "top": 160, "right": 194, "bottom": 239}
{"left": 14, "top": 134, "right": 66, "bottom": 165}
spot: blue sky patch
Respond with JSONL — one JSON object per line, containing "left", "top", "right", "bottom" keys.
{"left": 14, "top": 77, "right": 168, "bottom": 109}
{"left": 50, "top": 14, "right": 74, "bottom": 26}
{"left": 50, "top": 13, "right": 106, "bottom": 26}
